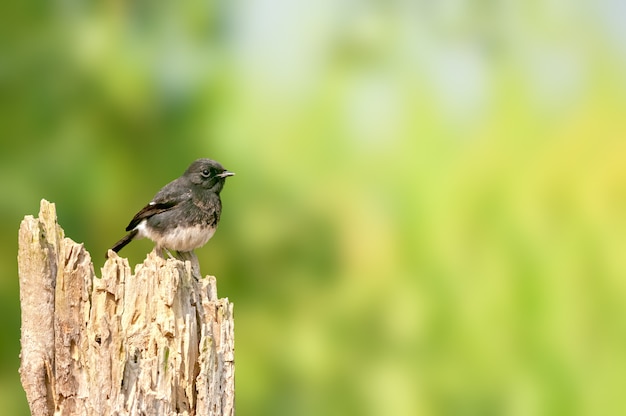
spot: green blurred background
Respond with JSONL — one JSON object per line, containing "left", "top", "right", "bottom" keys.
{"left": 2, "top": 1, "right": 626, "bottom": 415}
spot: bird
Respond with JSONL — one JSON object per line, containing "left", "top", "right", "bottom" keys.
{"left": 108, "top": 158, "right": 234, "bottom": 258}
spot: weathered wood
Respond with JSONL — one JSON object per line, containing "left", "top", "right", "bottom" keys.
{"left": 18, "top": 200, "right": 234, "bottom": 416}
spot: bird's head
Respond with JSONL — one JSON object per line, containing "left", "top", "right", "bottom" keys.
{"left": 185, "top": 158, "right": 235, "bottom": 193}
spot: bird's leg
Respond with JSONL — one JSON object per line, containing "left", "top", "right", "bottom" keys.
{"left": 177, "top": 251, "right": 201, "bottom": 279}
{"left": 154, "top": 245, "right": 176, "bottom": 259}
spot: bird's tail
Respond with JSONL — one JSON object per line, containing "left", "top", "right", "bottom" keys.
{"left": 107, "top": 229, "right": 139, "bottom": 258}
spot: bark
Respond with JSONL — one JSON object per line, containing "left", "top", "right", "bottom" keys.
{"left": 17, "top": 199, "right": 234, "bottom": 416}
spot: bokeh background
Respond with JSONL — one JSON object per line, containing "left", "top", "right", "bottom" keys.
{"left": 2, "top": 1, "right": 626, "bottom": 415}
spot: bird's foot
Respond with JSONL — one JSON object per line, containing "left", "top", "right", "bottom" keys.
{"left": 177, "top": 251, "right": 201, "bottom": 280}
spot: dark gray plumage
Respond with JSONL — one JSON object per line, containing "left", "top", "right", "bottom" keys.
{"left": 108, "top": 158, "right": 234, "bottom": 257}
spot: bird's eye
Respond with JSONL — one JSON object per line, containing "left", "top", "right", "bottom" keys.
{"left": 201, "top": 169, "right": 211, "bottom": 178}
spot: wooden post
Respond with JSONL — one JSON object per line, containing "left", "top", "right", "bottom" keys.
{"left": 17, "top": 199, "right": 234, "bottom": 416}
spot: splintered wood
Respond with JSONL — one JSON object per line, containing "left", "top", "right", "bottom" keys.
{"left": 17, "top": 200, "right": 234, "bottom": 416}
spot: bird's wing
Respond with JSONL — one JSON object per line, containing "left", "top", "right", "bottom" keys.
{"left": 125, "top": 180, "right": 192, "bottom": 231}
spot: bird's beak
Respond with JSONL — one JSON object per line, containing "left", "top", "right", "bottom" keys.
{"left": 218, "top": 171, "right": 235, "bottom": 178}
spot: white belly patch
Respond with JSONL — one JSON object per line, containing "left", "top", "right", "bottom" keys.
{"left": 136, "top": 221, "right": 216, "bottom": 251}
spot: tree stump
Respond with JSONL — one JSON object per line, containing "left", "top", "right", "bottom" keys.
{"left": 17, "top": 200, "right": 235, "bottom": 416}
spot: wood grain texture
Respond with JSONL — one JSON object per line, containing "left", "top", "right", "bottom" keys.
{"left": 18, "top": 200, "right": 234, "bottom": 416}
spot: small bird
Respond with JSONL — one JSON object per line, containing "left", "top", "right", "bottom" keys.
{"left": 108, "top": 158, "right": 234, "bottom": 257}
